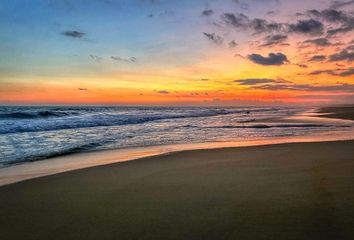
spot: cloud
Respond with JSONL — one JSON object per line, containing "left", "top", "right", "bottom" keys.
{"left": 306, "top": 8, "right": 354, "bottom": 36}
{"left": 203, "top": 32, "right": 223, "bottom": 44}
{"left": 329, "top": 49, "right": 354, "bottom": 61}
{"left": 234, "top": 53, "right": 246, "bottom": 59}
{"left": 233, "top": 78, "right": 285, "bottom": 85}
{"left": 288, "top": 19, "right": 324, "bottom": 35}
{"left": 308, "top": 9, "right": 349, "bottom": 23}
{"left": 233, "top": 76, "right": 354, "bottom": 92}
{"left": 295, "top": 12, "right": 306, "bottom": 17}
{"left": 303, "top": 38, "right": 332, "bottom": 46}
{"left": 229, "top": 40, "right": 237, "bottom": 48}
{"left": 220, "top": 13, "right": 283, "bottom": 34}
{"left": 330, "top": 0, "right": 354, "bottom": 9}
{"left": 78, "top": 88, "right": 88, "bottom": 91}
{"left": 219, "top": 7, "right": 352, "bottom": 39}
{"left": 218, "top": 10, "right": 351, "bottom": 38}
{"left": 338, "top": 68, "right": 354, "bottom": 76}
{"left": 252, "top": 83, "right": 354, "bottom": 92}
{"left": 111, "top": 56, "right": 137, "bottom": 63}
{"left": 309, "top": 55, "right": 326, "bottom": 61}
{"left": 247, "top": 52, "right": 289, "bottom": 65}
{"left": 232, "top": 76, "right": 354, "bottom": 92}
{"left": 327, "top": 24, "right": 354, "bottom": 35}
{"left": 251, "top": 18, "right": 283, "bottom": 34}
{"left": 309, "top": 68, "right": 354, "bottom": 76}
{"left": 309, "top": 69, "right": 338, "bottom": 75}
{"left": 89, "top": 54, "right": 102, "bottom": 62}
{"left": 232, "top": 0, "right": 250, "bottom": 10}
{"left": 261, "top": 34, "right": 288, "bottom": 46}
{"left": 321, "top": 9, "right": 350, "bottom": 22}
{"left": 297, "top": 64, "right": 308, "bottom": 68}
{"left": 61, "top": 30, "right": 85, "bottom": 38}
{"left": 266, "top": 10, "right": 279, "bottom": 16}
{"left": 346, "top": 43, "right": 354, "bottom": 51}
{"left": 147, "top": 10, "right": 174, "bottom": 18}
{"left": 154, "top": 90, "right": 169, "bottom": 94}
{"left": 221, "top": 13, "right": 250, "bottom": 28}
{"left": 201, "top": 9, "right": 214, "bottom": 17}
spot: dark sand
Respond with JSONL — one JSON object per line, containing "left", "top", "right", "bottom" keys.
{"left": 1, "top": 140, "right": 354, "bottom": 240}
{"left": 318, "top": 106, "right": 354, "bottom": 121}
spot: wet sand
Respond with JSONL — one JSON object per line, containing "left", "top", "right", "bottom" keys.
{"left": 318, "top": 106, "right": 354, "bottom": 121}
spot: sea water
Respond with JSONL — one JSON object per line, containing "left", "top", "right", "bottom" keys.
{"left": 0, "top": 106, "right": 352, "bottom": 167}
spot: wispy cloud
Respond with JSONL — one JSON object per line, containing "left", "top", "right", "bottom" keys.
{"left": 309, "top": 55, "right": 326, "bottom": 61}
{"left": 233, "top": 78, "right": 286, "bottom": 85}
{"left": 61, "top": 30, "right": 85, "bottom": 38}
{"left": 203, "top": 32, "right": 223, "bottom": 45}
{"left": 89, "top": 54, "right": 102, "bottom": 62}
{"left": 309, "top": 68, "right": 354, "bottom": 76}
{"left": 252, "top": 83, "right": 354, "bottom": 92}
{"left": 339, "top": 68, "right": 354, "bottom": 76}
{"left": 303, "top": 38, "right": 332, "bottom": 46}
{"left": 220, "top": 13, "right": 284, "bottom": 34}
{"left": 261, "top": 34, "right": 288, "bottom": 47}
{"left": 329, "top": 49, "right": 354, "bottom": 62}
{"left": 154, "top": 90, "right": 169, "bottom": 94}
{"left": 229, "top": 40, "right": 237, "bottom": 48}
{"left": 330, "top": 0, "right": 354, "bottom": 9}
{"left": 111, "top": 56, "right": 137, "bottom": 63}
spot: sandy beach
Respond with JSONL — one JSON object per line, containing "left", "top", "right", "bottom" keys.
{"left": 0, "top": 106, "right": 353, "bottom": 239}
{"left": 0, "top": 140, "right": 353, "bottom": 240}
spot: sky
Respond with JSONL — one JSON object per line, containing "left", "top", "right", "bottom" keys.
{"left": 0, "top": 0, "right": 353, "bottom": 106}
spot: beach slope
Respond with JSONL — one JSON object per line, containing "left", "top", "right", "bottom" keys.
{"left": 0, "top": 140, "right": 354, "bottom": 240}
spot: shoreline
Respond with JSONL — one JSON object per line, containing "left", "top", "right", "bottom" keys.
{"left": 317, "top": 106, "right": 354, "bottom": 121}
{"left": 0, "top": 107, "right": 353, "bottom": 186}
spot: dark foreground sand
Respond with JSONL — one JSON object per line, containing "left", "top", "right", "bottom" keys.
{"left": 1, "top": 140, "right": 354, "bottom": 240}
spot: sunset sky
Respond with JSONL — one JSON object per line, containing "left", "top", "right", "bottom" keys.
{"left": 0, "top": 0, "right": 353, "bottom": 105}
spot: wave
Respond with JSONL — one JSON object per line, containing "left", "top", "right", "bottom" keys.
{"left": 0, "top": 108, "right": 266, "bottom": 134}
{"left": 0, "top": 110, "right": 77, "bottom": 119}
{"left": 182, "top": 123, "right": 343, "bottom": 129}
{"left": 0, "top": 142, "right": 103, "bottom": 167}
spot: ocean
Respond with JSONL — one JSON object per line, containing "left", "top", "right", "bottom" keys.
{"left": 0, "top": 106, "right": 352, "bottom": 167}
